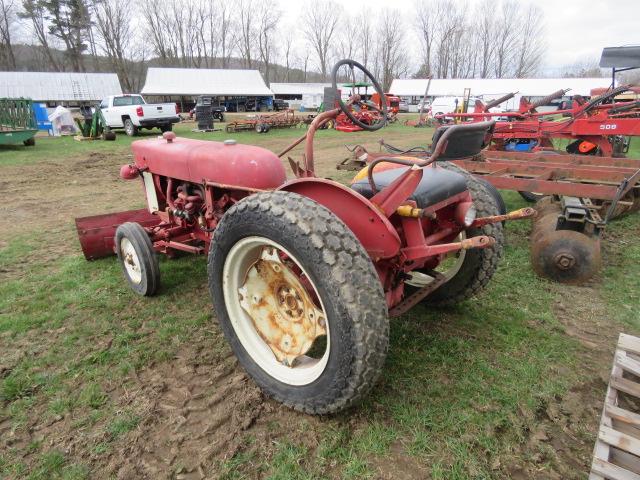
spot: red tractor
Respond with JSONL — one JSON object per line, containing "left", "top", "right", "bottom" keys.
{"left": 334, "top": 82, "right": 400, "bottom": 132}
{"left": 76, "top": 60, "right": 532, "bottom": 414}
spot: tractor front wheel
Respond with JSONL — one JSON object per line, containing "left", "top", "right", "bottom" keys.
{"left": 208, "top": 191, "right": 389, "bottom": 414}
{"left": 115, "top": 222, "right": 160, "bottom": 296}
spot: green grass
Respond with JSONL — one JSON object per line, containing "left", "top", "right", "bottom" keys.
{"left": 1, "top": 119, "right": 640, "bottom": 478}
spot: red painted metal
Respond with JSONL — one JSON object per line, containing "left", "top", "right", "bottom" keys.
{"left": 436, "top": 86, "right": 640, "bottom": 157}
{"left": 76, "top": 208, "right": 161, "bottom": 260}
{"left": 279, "top": 177, "right": 401, "bottom": 259}
{"left": 131, "top": 133, "right": 286, "bottom": 189}
{"left": 79, "top": 79, "right": 514, "bottom": 311}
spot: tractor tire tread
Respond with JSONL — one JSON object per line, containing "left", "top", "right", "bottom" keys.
{"left": 115, "top": 222, "right": 160, "bottom": 296}
{"left": 425, "top": 162, "right": 505, "bottom": 306}
{"left": 208, "top": 191, "right": 389, "bottom": 414}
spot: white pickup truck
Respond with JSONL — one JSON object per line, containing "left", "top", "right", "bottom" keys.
{"left": 99, "top": 94, "right": 179, "bottom": 136}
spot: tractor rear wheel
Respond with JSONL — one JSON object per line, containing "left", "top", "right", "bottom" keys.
{"left": 115, "top": 222, "right": 160, "bottom": 296}
{"left": 208, "top": 191, "right": 388, "bottom": 414}
{"left": 407, "top": 162, "right": 505, "bottom": 306}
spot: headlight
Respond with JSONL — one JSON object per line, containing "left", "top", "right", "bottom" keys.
{"left": 464, "top": 204, "right": 477, "bottom": 227}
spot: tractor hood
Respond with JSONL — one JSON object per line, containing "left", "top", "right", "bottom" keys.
{"left": 131, "top": 134, "right": 287, "bottom": 190}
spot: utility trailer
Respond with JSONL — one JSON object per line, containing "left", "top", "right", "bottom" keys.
{"left": 225, "top": 109, "right": 302, "bottom": 134}
{"left": 0, "top": 98, "right": 38, "bottom": 147}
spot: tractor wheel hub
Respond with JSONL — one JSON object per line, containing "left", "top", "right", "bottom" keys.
{"left": 238, "top": 247, "right": 326, "bottom": 367}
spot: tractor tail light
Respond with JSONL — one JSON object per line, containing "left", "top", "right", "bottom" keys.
{"left": 136, "top": 106, "right": 144, "bottom": 117}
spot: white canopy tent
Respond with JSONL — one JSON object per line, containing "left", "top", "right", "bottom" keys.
{"left": 0, "top": 72, "right": 122, "bottom": 103}
{"left": 141, "top": 68, "right": 273, "bottom": 97}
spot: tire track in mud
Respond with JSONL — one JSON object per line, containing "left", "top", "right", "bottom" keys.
{"left": 106, "top": 349, "right": 264, "bottom": 480}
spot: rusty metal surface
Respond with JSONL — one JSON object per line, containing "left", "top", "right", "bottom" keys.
{"left": 530, "top": 199, "right": 602, "bottom": 284}
{"left": 238, "top": 247, "right": 326, "bottom": 367}
{"left": 471, "top": 207, "right": 536, "bottom": 228}
{"left": 389, "top": 271, "right": 447, "bottom": 317}
{"left": 75, "top": 209, "right": 161, "bottom": 260}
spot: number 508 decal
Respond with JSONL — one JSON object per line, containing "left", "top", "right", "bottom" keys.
{"left": 600, "top": 124, "right": 617, "bottom": 130}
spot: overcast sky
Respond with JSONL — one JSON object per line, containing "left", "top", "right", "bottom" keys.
{"left": 279, "top": 0, "right": 640, "bottom": 76}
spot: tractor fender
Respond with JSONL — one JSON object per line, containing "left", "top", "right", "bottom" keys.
{"left": 279, "top": 177, "right": 401, "bottom": 260}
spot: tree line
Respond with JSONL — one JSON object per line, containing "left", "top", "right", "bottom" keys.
{"left": 0, "top": 0, "right": 547, "bottom": 93}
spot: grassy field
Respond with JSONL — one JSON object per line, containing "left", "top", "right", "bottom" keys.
{"left": 1, "top": 116, "right": 640, "bottom": 479}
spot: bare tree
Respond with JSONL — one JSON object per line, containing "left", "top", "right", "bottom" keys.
{"left": 237, "top": 0, "right": 255, "bottom": 68}
{"left": 216, "top": 0, "right": 235, "bottom": 67}
{"left": 336, "top": 13, "right": 358, "bottom": 61}
{"left": 492, "top": 0, "right": 518, "bottom": 77}
{"left": 92, "top": 0, "right": 133, "bottom": 89}
{"left": 474, "top": 0, "right": 495, "bottom": 78}
{"left": 255, "top": 0, "right": 278, "bottom": 82}
{"left": 359, "top": 15, "right": 373, "bottom": 72}
{"left": 302, "top": 0, "right": 341, "bottom": 80}
{"left": 512, "top": 4, "right": 544, "bottom": 77}
{"left": 376, "top": 10, "right": 409, "bottom": 91}
{"left": 414, "top": 0, "right": 443, "bottom": 77}
{"left": 20, "top": 0, "right": 60, "bottom": 70}
{"left": 0, "top": 0, "right": 17, "bottom": 68}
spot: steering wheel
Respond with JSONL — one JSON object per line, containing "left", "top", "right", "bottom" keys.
{"left": 331, "top": 59, "right": 388, "bottom": 131}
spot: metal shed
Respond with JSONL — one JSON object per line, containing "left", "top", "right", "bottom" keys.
{"left": 0, "top": 72, "right": 122, "bottom": 103}
{"left": 141, "top": 68, "right": 273, "bottom": 96}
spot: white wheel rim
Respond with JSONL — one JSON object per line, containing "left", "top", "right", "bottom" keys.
{"left": 120, "top": 238, "right": 142, "bottom": 284}
{"left": 222, "top": 236, "right": 330, "bottom": 386}
{"left": 406, "top": 232, "right": 467, "bottom": 288}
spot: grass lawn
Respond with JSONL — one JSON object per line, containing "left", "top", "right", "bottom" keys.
{"left": 1, "top": 116, "right": 639, "bottom": 479}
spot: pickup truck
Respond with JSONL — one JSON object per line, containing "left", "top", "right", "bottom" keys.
{"left": 99, "top": 94, "right": 180, "bottom": 136}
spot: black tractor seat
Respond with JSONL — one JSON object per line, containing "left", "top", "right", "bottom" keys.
{"left": 351, "top": 165, "right": 468, "bottom": 209}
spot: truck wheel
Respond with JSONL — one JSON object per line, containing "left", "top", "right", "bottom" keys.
{"left": 208, "top": 191, "right": 389, "bottom": 414}
{"left": 115, "top": 222, "right": 160, "bottom": 296}
{"left": 407, "top": 162, "right": 504, "bottom": 306}
{"left": 255, "top": 123, "right": 264, "bottom": 133}
{"left": 160, "top": 124, "right": 172, "bottom": 133}
{"left": 124, "top": 119, "right": 138, "bottom": 137}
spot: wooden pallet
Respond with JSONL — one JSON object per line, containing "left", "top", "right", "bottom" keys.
{"left": 590, "top": 333, "right": 640, "bottom": 480}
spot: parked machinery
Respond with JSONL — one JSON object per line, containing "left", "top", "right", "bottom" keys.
{"left": 0, "top": 98, "right": 38, "bottom": 146}
{"left": 75, "top": 104, "right": 116, "bottom": 141}
{"left": 75, "top": 59, "right": 533, "bottom": 414}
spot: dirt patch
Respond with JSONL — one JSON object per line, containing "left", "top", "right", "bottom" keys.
{"left": 499, "top": 284, "right": 621, "bottom": 479}
{"left": 101, "top": 348, "right": 264, "bottom": 479}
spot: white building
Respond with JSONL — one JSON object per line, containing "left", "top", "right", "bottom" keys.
{"left": 0, "top": 71, "right": 122, "bottom": 105}
{"left": 390, "top": 77, "right": 612, "bottom": 111}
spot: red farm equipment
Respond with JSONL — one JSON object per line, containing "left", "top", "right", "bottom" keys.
{"left": 75, "top": 59, "right": 533, "bottom": 414}
{"left": 334, "top": 82, "right": 395, "bottom": 132}
{"left": 224, "top": 109, "right": 302, "bottom": 134}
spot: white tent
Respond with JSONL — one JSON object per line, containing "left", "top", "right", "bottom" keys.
{"left": 0, "top": 72, "right": 122, "bottom": 102}
{"left": 270, "top": 83, "right": 331, "bottom": 96}
{"left": 390, "top": 77, "right": 611, "bottom": 98}
{"left": 141, "top": 68, "right": 273, "bottom": 96}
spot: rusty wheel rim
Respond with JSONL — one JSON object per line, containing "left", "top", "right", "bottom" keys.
{"left": 222, "top": 236, "right": 330, "bottom": 386}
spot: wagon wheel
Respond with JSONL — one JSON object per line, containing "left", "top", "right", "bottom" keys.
{"left": 208, "top": 191, "right": 388, "bottom": 414}
{"left": 225, "top": 124, "right": 236, "bottom": 133}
